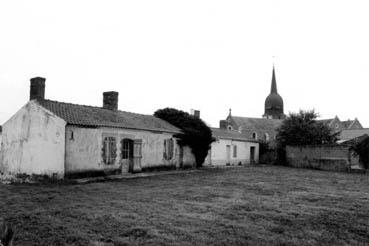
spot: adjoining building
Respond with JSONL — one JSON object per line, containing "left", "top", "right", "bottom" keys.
{"left": 0, "top": 77, "right": 196, "bottom": 178}
{"left": 205, "top": 128, "right": 259, "bottom": 166}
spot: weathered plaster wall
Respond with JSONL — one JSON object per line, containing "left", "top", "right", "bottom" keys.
{"left": 206, "top": 139, "right": 259, "bottom": 166}
{"left": 65, "top": 126, "right": 196, "bottom": 174}
{"left": 0, "top": 101, "right": 66, "bottom": 177}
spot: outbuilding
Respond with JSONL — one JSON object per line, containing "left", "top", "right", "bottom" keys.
{"left": 205, "top": 128, "right": 259, "bottom": 166}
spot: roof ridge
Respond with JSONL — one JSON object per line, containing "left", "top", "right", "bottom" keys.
{"left": 40, "top": 99, "right": 157, "bottom": 118}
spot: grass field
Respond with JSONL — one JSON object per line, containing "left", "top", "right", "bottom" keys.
{"left": 1, "top": 166, "right": 369, "bottom": 246}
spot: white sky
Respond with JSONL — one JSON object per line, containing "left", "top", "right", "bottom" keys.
{"left": 0, "top": 0, "right": 368, "bottom": 127}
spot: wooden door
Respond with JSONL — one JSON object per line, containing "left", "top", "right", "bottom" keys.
{"left": 250, "top": 146, "right": 255, "bottom": 164}
{"left": 133, "top": 139, "right": 142, "bottom": 172}
{"left": 121, "top": 139, "right": 134, "bottom": 173}
{"left": 226, "top": 145, "right": 231, "bottom": 165}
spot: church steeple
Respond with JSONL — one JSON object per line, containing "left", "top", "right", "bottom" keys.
{"left": 271, "top": 66, "right": 277, "bottom": 94}
{"left": 263, "top": 66, "right": 286, "bottom": 119}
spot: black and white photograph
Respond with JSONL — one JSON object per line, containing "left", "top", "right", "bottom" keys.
{"left": 0, "top": 1, "right": 369, "bottom": 245}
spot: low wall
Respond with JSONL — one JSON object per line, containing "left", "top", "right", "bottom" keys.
{"left": 286, "top": 145, "right": 359, "bottom": 172}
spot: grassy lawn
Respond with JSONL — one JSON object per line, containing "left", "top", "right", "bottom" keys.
{"left": 1, "top": 166, "right": 369, "bottom": 246}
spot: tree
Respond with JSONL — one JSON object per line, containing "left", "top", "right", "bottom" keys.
{"left": 154, "top": 108, "right": 215, "bottom": 167}
{"left": 275, "top": 110, "right": 338, "bottom": 164}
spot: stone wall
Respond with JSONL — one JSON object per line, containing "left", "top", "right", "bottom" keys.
{"left": 286, "top": 145, "right": 359, "bottom": 172}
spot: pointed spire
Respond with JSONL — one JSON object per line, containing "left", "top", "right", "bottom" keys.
{"left": 271, "top": 66, "right": 277, "bottom": 94}
{"left": 229, "top": 108, "right": 232, "bottom": 117}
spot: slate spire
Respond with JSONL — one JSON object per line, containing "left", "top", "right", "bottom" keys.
{"left": 271, "top": 66, "right": 277, "bottom": 94}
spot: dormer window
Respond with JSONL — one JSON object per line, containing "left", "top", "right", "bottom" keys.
{"left": 252, "top": 132, "right": 258, "bottom": 140}
{"left": 228, "top": 125, "right": 233, "bottom": 130}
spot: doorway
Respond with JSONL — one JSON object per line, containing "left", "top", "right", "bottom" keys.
{"left": 121, "top": 138, "right": 134, "bottom": 173}
{"left": 250, "top": 146, "right": 255, "bottom": 164}
{"left": 226, "top": 145, "right": 231, "bottom": 165}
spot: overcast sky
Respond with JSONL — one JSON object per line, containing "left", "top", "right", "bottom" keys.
{"left": 0, "top": 0, "right": 368, "bottom": 127}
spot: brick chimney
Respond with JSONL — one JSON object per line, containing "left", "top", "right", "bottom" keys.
{"left": 190, "top": 109, "right": 200, "bottom": 118}
{"left": 219, "top": 120, "right": 227, "bottom": 129}
{"left": 30, "top": 77, "right": 46, "bottom": 100}
{"left": 103, "top": 91, "right": 119, "bottom": 110}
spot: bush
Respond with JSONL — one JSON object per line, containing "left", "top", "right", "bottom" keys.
{"left": 350, "top": 136, "right": 369, "bottom": 169}
{"left": 154, "top": 108, "right": 215, "bottom": 167}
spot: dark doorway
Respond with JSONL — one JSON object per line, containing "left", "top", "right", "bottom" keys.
{"left": 250, "top": 146, "right": 255, "bottom": 164}
{"left": 121, "top": 138, "right": 134, "bottom": 173}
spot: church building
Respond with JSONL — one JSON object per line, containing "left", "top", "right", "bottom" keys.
{"left": 219, "top": 67, "right": 284, "bottom": 144}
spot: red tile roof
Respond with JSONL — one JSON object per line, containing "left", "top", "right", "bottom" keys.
{"left": 36, "top": 99, "right": 181, "bottom": 133}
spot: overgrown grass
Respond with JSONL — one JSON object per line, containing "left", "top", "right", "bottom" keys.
{"left": 1, "top": 166, "right": 368, "bottom": 245}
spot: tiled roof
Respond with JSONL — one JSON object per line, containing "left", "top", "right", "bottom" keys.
{"left": 317, "top": 119, "right": 334, "bottom": 125}
{"left": 231, "top": 116, "right": 283, "bottom": 131}
{"left": 211, "top": 128, "right": 258, "bottom": 142}
{"left": 36, "top": 99, "right": 181, "bottom": 133}
{"left": 341, "top": 120, "right": 355, "bottom": 129}
{"left": 339, "top": 129, "right": 369, "bottom": 141}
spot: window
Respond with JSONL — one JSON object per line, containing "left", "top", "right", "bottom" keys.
{"left": 252, "top": 132, "right": 258, "bottom": 140}
{"left": 163, "top": 138, "right": 174, "bottom": 160}
{"left": 335, "top": 123, "right": 339, "bottom": 129}
{"left": 70, "top": 131, "right": 74, "bottom": 140}
{"left": 102, "top": 137, "right": 117, "bottom": 165}
{"left": 228, "top": 125, "right": 233, "bottom": 130}
{"left": 121, "top": 138, "right": 133, "bottom": 159}
{"left": 233, "top": 145, "right": 237, "bottom": 158}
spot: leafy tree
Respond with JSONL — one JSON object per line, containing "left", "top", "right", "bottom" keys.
{"left": 154, "top": 108, "right": 215, "bottom": 167}
{"left": 350, "top": 135, "right": 369, "bottom": 169}
{"left": 276, "top": 110, "right": 338, "bottom": 164}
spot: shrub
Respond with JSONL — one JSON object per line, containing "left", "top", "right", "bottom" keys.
{"left": 350, "top": 136, "right": 369, "bottom": 169}
{"left": 154, "top": 108, "right": 215, "bottom": 167}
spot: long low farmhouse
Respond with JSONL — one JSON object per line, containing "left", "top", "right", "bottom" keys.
{"left": 0, "top": 77, "right": 195, "bottom": 178}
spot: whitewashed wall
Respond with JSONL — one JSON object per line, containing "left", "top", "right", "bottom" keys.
{"left": 65, "top": 126, "right": 196, "bottom": 174}
{"left": 0, "top": 101, "right": 66, "bottom": 177}
{"left": 206, "top": 139, "right": 259, "bottom": 166}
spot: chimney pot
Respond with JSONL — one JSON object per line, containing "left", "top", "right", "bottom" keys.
{"left": 190, "top": 109, "right": 200, "bottom": 118}
{"left": 103, "top": 91, "right": 119, "bottom": 110}
{"left": 219, "top": 120, "right": 228, "bottom": 129}
{"left": 30, "top": 77, "right": 46, "bottom": 100}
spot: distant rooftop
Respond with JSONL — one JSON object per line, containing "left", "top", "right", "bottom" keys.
{"left": 211, "top": 128, "right": 258, "bottom": 142}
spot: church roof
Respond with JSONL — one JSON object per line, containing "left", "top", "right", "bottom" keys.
{"left": 341, "top": 120, "right": 356, "bottom": 129}
{"left": 211, "top": 128, "right": 258, "bottom": 142}
{"left": 231, "top": 116, "right": 283, "bottom": 131}
{"left": 36, "top": 99, "right": 181, "bottom": 133}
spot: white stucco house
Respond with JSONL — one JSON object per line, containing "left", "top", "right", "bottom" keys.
{"left": 205, "top": 128, "right": 259, "bottom": 166}
{"left": 0, "top": 77, "right": 196, "bottom": 178}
